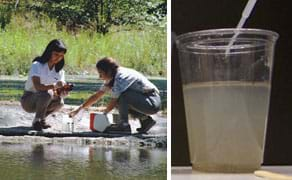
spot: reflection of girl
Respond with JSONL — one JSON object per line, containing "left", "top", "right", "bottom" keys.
{"left": 70, "top": 57, "right": 161, "bottom": 134}
{"left": 21, "top": 39, "right": 68, "bottom": 131}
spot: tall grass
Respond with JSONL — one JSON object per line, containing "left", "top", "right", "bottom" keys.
{"left": 0, "top": 13, "right": 166, "bottom": 77}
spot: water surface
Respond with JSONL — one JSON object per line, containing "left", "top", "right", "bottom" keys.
{"left": 0, "top": 143, "right": 166, "bottom": 180}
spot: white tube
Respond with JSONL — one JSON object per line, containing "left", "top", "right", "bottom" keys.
{"left": 226, "top": 0, "right": 258, "bottom": 55}
{"left": 242, "top": 0, "right": 258, "bottom": 18}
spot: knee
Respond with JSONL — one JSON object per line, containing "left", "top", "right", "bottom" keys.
{"left": 153, "top": 105, "right": 161, "bottom": 113}
{"left": 117, "top": 93, "right": 127, "bottom": 105}
{"left": 55, "top": 97, "right": 65, "bottom": 109}
{"left": 20, "top": 100, "right": 34, "bottom": 113}
{"left": 148, "top": 105, "right": 161, "bottom": 115}
{"left": 39, "top": 91, "right": 53, "bottom": 102}
{"left": 59, "top": 99, "right": 65, "bottom": 108}
{"left": 149, "top": 96, "right": 161, "bottom": 114}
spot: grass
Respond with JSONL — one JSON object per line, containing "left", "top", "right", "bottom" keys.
{"left": 0, "top": 13, "right": 166, "bottom": 77}
{"left": 0, "top": 78, "right": 167, "bottom": 111}
{"left": 0, "top": 89, "right": 21, "bottom": 97}
{"left": 0, "top": 12, "right": 167, "bottom": 111}
{"left": 0, "top": 88, "right": 112, "bottom": 107}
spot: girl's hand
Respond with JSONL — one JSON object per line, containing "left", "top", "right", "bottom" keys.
{"left": 69, "top": 108, "right": 81, "bottom": 118}
{"left": 55, "top": 81, "right": 65, "bottom": 89}
{"left": 59, "top": 90, "right": 69, "bottom": 98}
{"left": 53, "top": 81, "right": 67, "bottom": 97}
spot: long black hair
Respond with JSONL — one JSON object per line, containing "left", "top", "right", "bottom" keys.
{"left": 96, "top": 57, "right": 119, "bottom": 87}
{"left": 33, "top": 39, "right": 67, "bottom": 72}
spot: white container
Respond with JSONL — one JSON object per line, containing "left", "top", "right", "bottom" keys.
{"left": 90, "top": 112, "right": 110, "bottom": 132}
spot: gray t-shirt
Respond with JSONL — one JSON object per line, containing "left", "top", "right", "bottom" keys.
{"left": 100, "top": 67, "right": 158, "bottom": 98}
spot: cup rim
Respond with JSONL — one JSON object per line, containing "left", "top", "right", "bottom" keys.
{"left": 176, "top": 28, "right": 279, "bottom": 53}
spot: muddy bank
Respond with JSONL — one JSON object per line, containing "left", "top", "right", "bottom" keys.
{"left": 0, "top": 101, "right": 167, "bottom": 148}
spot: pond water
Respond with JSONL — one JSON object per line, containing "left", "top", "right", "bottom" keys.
{"left": 0, "top": 143, "right": 166, "bottom": 180}
{"left": 0, "top": 102, "right": 167, "bottom": 179}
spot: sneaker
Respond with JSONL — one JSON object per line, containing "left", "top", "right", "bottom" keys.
{"left": 40, "top": 120, "right": 51, "bottom": 129}
{"left": 103, "top": 123, "right": 131, "bottom": 134}
{"left": 137, "top": 116, "right": 156, "bottom": 133}
{"left": 32, "top": 121, "right": 42, "bottom": 131}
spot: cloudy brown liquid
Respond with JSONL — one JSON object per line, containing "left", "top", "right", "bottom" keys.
{"left": 183, "top": 82, "right": 270, "bottom": 172}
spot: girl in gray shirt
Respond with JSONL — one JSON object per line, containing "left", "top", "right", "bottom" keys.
{"left": 69, "top": 57, "right": 161, "bottom": 133}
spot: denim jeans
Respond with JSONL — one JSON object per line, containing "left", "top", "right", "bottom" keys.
{"left": 117, "top": 89, "right": 161, "bottom": 123}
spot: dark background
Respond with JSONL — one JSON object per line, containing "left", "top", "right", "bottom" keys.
{"left": 172, "top": 0, "right": 292, "bottom": 166}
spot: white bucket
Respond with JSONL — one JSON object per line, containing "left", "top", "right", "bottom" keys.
{"left": 90, "top": 113, "right": 110, "bottom": 132}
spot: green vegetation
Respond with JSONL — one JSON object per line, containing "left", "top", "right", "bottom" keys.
{"left": 0, "top": 0, "right": 166, "bottom": 77}
{"left": 0, "top": 78, "right": 167, "bottom": 109}
{"left": 0, "top": 88, "right": 107, "bottom": 106}
{"left": 29, "top": 0, "right": 166, "bottom": 33}
{"left": 0, "top": 0, "right": 167, "bottom": 109}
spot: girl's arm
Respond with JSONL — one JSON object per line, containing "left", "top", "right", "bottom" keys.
{"left": 81, "top": 90, "right": 105, "bottom": 109}
{"left": 69, "top": 90, "right": 105, "bottom": 117}
{"left": 32, "top": 76, "right": 55, "bottom": 91}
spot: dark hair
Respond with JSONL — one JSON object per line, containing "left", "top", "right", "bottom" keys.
{"left": 33, "top": 39, "right": 67, "bottom": 72}
{"left": 96, "top": 57, "right": 119, "bottom": 87}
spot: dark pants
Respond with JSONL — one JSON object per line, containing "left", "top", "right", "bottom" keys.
{"left": 20, "top": 91, "right": 64, "bottom": 125}
{"left": 117, "top": 89, "right": 161, "bottom": 123}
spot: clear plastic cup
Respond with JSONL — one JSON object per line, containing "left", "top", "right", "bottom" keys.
{"left": 176, "top": 28, "right": 278, "bottom": 172}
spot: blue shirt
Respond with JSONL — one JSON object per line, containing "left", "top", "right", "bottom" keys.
{"left": 100, "top": 67, "right": 159, "bottom": 98}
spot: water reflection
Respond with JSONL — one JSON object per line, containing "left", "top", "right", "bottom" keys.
{"left": 31, "top": 144, "right": 45, "bottom": 168}
{"left": 139, "top": 148, "right": 150, "bottom": 162}
{"left": 88, "top": 146, "right": 164, "bottom": 178}
{"left": 0, "top": 143, "right": 166, "bottom": 180}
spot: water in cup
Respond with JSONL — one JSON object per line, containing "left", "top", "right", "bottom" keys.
{"left": 176, "top": 29, "right": 278, "bottom": 172}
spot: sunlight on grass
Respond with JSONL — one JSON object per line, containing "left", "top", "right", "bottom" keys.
{"left": 0, "top": 14, "right": 166, "bottom": 77}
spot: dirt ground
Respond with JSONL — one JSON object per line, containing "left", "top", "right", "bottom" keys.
{"left": 0, "top": 101, "right": 167, "bottom": 147}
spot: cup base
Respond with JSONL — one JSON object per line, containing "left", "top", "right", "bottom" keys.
{"left": 192, "top": 164, "right": 260, "bottom": 173}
